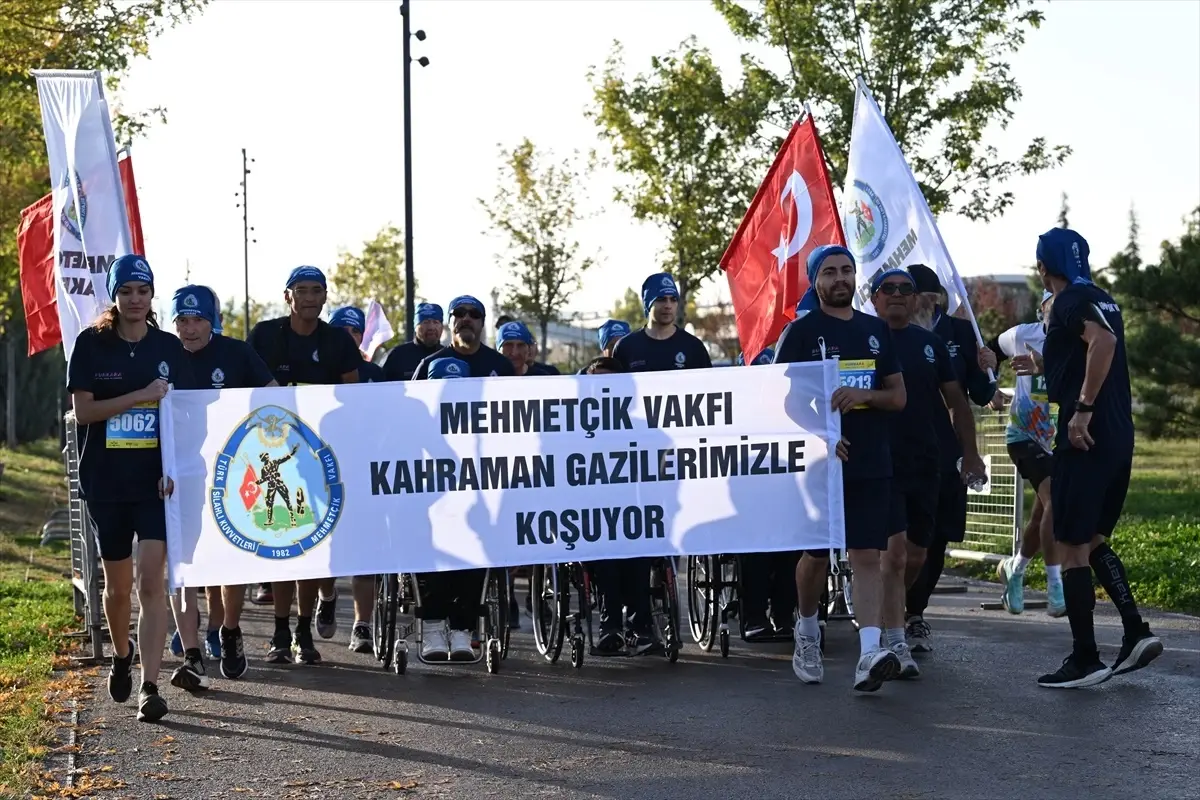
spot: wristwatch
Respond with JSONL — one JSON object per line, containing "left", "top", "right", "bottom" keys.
{"left": 1076, "top": 400, "right": 1095, "bottom": 412}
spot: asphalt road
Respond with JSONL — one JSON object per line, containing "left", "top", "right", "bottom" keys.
{"left": 58, "top": 575, "right": 1199, "bottom": 800}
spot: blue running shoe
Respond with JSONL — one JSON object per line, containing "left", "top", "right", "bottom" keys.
{"left": 1046, "top": 581, "right": 1066, "bottom": 618}
{"left": 205, "top": 628, "right": 222, "bottom": 660}
{"left": 997, "top": 556, "right": 1025, "bottom": 614}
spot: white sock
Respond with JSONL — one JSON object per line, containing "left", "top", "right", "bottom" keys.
{"left": 797, "top": 613, "right": 820, "bottom": 640}
{"left": 885, "top": 627, "right": 906, "bottom": 648}
{"left": 1045, "top": 564, "right": 1062, "bottom": 585}
{"left": 858, "top": 626, "right": 881, "bottom": 656}
{"left": 1013, "top": 554, "right": 1031, "bottom": 573}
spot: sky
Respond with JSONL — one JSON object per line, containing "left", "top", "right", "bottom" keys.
{"left": 117, "top": 0, "right": 1200, "bottom": 323}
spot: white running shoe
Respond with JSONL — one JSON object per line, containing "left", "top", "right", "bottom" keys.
{"left": 421, "top": 620, "right": 450, "bottom": 662}
{"left": 448, "top": 629, "right": 475, "bottom": 662}
{"left": 891, "top": 641, "right": 920, "bottom": 679}
{"left": 792, "top": 623, "right": 823, "bottom": 684}
{"left": 854, "top": 648, "right": 901, "bottom": 692}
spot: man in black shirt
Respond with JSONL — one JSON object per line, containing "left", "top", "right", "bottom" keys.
{"left": 870, "top": 269, "right": 984, "bottom": 679}
{"left": 414, "top": 296, "right": 515, "bottom": 380}
{"left": 902, "top": 264, "right": 996, "bottom": 652}
{"left": 1033, "top": 228, "right": 1161, "bottom": 688}
{"left": 496, "top": 320, "right": 541, "bottom": 376}
{"left": 248, "top": 266, "right": 361, "bottom": 665}
{"left": 330, "top": 307, "right": 386, "bottom": 384}
{"left": 611, "top": 273, "right": 712, "bottom": 372}
{"left": 383, "top": 303, "right": 444, "bottom": 381}
{"left": 773, "top": 245, "right": 906, "bottom": 691}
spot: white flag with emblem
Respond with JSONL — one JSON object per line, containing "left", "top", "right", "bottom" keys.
{"left": 361, "top": 299, "right": 395, "bottom": 359}
{"left": 841, "top": 77, "right": 970, "bottom": 317}
{"left": 33, "top": 70, "right": 134, "bottom": 362}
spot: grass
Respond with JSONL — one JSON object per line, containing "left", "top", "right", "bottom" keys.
{"left": 0, "top": 439, "right": 80, "bottom": 799}
{"left": 951, "top": 438, "right": 1200, "bottom": 615}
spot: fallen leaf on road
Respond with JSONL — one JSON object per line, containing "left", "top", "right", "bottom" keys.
{"left": 99, "top": 766, "right": 113, "bottom": 772}
{"left": 232, "top": 789, "right": 251, "bottom": 794}
{"left": 347, "top": 728, "right": 366, "bottom": 734}
{"left": 141, "top": 772, "right": 182, "bottom": 781}
{"left": 282, "top": 781, "right": 314, "bottom": 788}
{"left": 150, "top": 736, "right": 175, "bottom": 747}
{"left": 385, "top": 780, "right": 420, "bottom": 791}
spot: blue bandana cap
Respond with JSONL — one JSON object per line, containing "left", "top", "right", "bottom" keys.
{"left": 106, "top": 254, "right": 154, "bottom": 301}
{"left": 286, "top": 265, "right": 327, "bottom": 290}
{"left": 329, "top": 306, "right": 366, "bottom": 333}
{"left": 429, "top": 357, "right": 470, "bottom": 379}
{"left": 197, "top": 286, "right": 223, "bottom": 334}
{"left": 1037, "top": 228, "right": 1092, "bottom": 285}
{"left": 448, "top": 295, "right": 486, "bottom": 316}
{"left": 870, "top": 268, "right": 914, "bottom": 295}
{"left": 805, "top": 244, "right": 855, "bottom": 284}
{"left": 170, "top": 284, "right": 218, "bottom": 326}
{"left": 641, "top": 273, "right": 679, "bottom": 316}
{"left": 597, "top": 319, "right": 631, "bottom": 351}
{"left": 416, "top": 303, "right": 444, "bottom": 323}
{"left": 496, "top": 320, "right": 534, "bottom": 345}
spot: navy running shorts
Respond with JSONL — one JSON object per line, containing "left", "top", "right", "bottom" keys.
{"left": 87, "top": 499, "right": 167, "bottom": 562}
{"left": 890, "top": 473, "right": 940, "bottom": 548}
{"left": 1008, "top": 440, "right": 1053, "bottom": 491}
{"left": 1052, "top": 448, "right": 1132, "bottom": 545}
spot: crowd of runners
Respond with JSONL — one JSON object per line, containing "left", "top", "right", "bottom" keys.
{"left": 66, "top": 225, "right": 1162, "bottom": 723}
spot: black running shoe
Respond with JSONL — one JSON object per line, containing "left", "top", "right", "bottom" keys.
{"left": 107, "top": 639, "right": 135, "bottom": 703}
{"left": 292, "top": 626, "right": 322, "bottom": 664}
{"left": 1037, "top": 654, "right": 1112, "bottom": 689}
{"left": 315, "top": 592, "right": 338, "bottom": 639}
{"left": 631, "top": 631, "right": 664, "bottom": 656}
{"left": 136, "top": 682, "right": 169, "bottom": 723}
{"left": 170, "top": 648, "right": 210, "bottom": 692}
{"left": 743, "top": 616, "right": 771, "bottom": 640}
{"left": 220, "top": 626, "right": 248, "bottom": 679}
{"left": 1113, "top": 624, "right": 1164, "bottom": 676}
{"left": 595, "top": 630, "right": 624, "bottom": 656}
{"left": 266, "top": 628, "right": 292, "bottom": 664}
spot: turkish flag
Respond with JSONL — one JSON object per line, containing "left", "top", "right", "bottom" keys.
{"left": 239, "top": 465, "right": 261, "bottom": 510}
{"left": 16, "top": 151, "right": 146, "bottom": 356}
{"left": 721, "top": 115, "right": 845, "bottom": 363}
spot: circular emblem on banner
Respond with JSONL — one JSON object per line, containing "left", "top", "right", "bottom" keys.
{"left": 58, "top": 170, "right": 87, "bottom": 242}
{"left": 210, "top": 405, "right": 342, "bottom": 560}
{"left": 844, "top": 180, "right": 889, "bottom": 264}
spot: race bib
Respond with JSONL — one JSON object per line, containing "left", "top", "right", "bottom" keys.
{"left": 106, "top": 401, "right": 159, "bottom": 449}
{"left": 838, "top": 359, "right": 875, "bottom": 410}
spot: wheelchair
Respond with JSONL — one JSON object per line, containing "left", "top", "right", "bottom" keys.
{"left": 686, "top": 550, "right": 855, "bottom": 658}
{"left": 528, "top": 557, "right": 682, "bottom": 668}
{"left": 373, "top": 568, "right": 512, "bottom": 674}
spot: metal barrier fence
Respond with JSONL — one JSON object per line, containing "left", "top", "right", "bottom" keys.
{"left": 60, "top": 412, "right": 107, "bottom": 663}
{"left": 950, "top": 393, "right": 1023, "bottom": 564}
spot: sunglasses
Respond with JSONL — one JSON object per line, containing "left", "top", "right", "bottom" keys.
{"left": 877, "top": 283, "right": 915, "bottom": 296}
{"left": 452, "top": 308, "right": 483, "bottom": 320}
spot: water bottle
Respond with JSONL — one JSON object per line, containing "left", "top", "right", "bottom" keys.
{"left": 957, "top": 457, "right": 987, "bottom": 492}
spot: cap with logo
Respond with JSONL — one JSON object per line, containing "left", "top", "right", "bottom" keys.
{"left": 869, "top": 268, "right": 915, "bottom": 295}
{"left": 329, "top": 306, "right": 366, "bottom": 333}
{"left": 170, "top": 284, "right": 218, "bottom": 326}
{"left": 285, "top": 265, "right": 327, "bottom": 290}
{"left": 641, "top": 273, "right": 679, "bottom": 317}
{"left": 448, "top": 295, "right": 486, "bottom": 317}
{"left": 106, "top": 254, "right": 154, "bottom": 301}
{"left": 597, "top": 319, "right": 631, "bottom": 351}
{"left": 429, "top": 357, "right": 470, "bottom": 379}
{"left": 416, "top": 303, "right": 444, "bottom": 323}
{"left": 496, "top": 320, "right": 534, "bottom": 345}
{"left": 1036, "top": 228, "right": 1092, "bottom": 285}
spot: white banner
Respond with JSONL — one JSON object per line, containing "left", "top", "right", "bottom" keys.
{"left": 33, "top": 70, "right": 133, "bottom": 362}
{"left": 162, "top": 363, "right": 845, "bottom": 588}
{"left": 842, "top": 77, "right": 968, "bottom": 316}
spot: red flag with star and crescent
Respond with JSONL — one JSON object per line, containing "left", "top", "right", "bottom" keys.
{"left": 721, "top": 114, "right": 845, "bottom": 363}
{"left": 239, "top": 465, "right": 260, "bottom": 510}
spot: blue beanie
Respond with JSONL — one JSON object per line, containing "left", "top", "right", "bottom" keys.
{"left": 429, "top": 357, "right": 470, "bottom": 379}
{"left": 329, "top": 306, "right": 366, "bottom": 332}
{"left": 597, "top": 319, "right": 631, "bottom": 351}
{"left": 1037, "top": 228, "right": 1092, "bottom": 285}
{"left": 198, "top": 286, "right": 223, "bottom": 334}
{"left": 170, "top": 284, "right": 218, "bottom": 326}
{"left": 641, "top": 273, "right": 679, "bottom": 316}
{"left": 869, "top": 268, "right": 914, "bottom": 295}
{"left": 751, "top": 347, "right": 775, "bottom": 365}
{"left": 106, "top": 254, "right": 154, "bottom": 301}
{"left": 496, "top": 320, "right": 534, "bottom": 345}
{"left": 416, "top": 303, "right": 444, "bottom": 323}
{"left": 286, "top": 265, "right": 327, "bottom": 290}
{"left": 805, "top": 244, "right": 855, "bottom": 285}
{"left": 448, "top": 295, "right": 486, "bottom": 316}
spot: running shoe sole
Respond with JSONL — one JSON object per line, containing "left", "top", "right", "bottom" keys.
{"left": 996, "top": 560, "right": 1023, "bottom": 614}
{"left": 1112, "top": 637, "right": 1163, "bottom": 676}
{"left": 169, "top": 665, "right": 210, "bottom": 692}
{"left": 1037, "top": 666, "right": 1112, "bottom": 689}
{"left": 221, "top": 658, "right": 249, "bottom": 679}
{"left": 136, "top": 697, "right": 169, "bottom": 723}
{"left": 854, "top": 653, "right": 901, "bottom": 692}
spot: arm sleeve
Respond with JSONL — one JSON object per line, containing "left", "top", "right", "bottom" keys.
{"left": 170, "top": 338, "right": 201, "bottom": 390}
{"left": 958, "top": 321, "right": 996, "bottom": 406}
{"left": 66, "top": 333, "right": 93, "bottom": 393}
{"left": 243, "top": 342, "right": 276, "bottom": 387}
{"left": 989, "top": 331, "right": 1013, "bottom": 363}
{"left": 247, "top": 322, "right": 267, "bottom": 360}
{"left": 772, "top": 323, "right": 798, "bottom": 363}
{"left": 692, "top": 338, "right": 713, "bottom": 369}
{"left": 334, "top": 328, "right": 363, "bottom": 375}
{"left": 610, "top": 337, "right": 630, "bottom": 369}
{"left": 876, "top": 325, "right": 901, "bottom": 377}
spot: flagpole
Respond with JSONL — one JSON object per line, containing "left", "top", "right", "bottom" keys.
{"left": 854, "top": 76, "right": 993, "bottom": 379}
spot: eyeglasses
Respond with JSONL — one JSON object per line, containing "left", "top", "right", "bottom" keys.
{"left": 452, "top": 308, "right": 483, "bottom": 320}
{"left": 877, "top": 283, "right": 915, "bottom": 296}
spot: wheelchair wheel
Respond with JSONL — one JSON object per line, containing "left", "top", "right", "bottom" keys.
{"left": 483, "top": 568, "right": 509, "bottom": 661}
{"left": 718, "top": 628, "right": 729, "bottom": 658}
{"left": 373, "top": 574, "right": 396, "bottom": 669}
{"left": 394, "top": 642, "right": 408, "bottom": 674}
{"left": 486, "top": 639, "right": 501, "bottom": 674}
{"left": 686, "top": 555, "right": 717, "bottom": 651}
{"left": 531, "top": 563, "right": 567, "bottom": 663}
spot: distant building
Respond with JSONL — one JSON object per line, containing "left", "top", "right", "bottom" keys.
{"left": 962, "top": 273, "right": 1039, "bottom": 324}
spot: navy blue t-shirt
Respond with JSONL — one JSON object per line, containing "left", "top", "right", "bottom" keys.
{"left": 187, "top": 334, "right": 275, "bottom": 389}
{"left": 531, "top": 362, "right": 560, "bottom": 375}
{"left": 932, "top": 312, "right": 995, "bottom": 406}
{"left": 773, "top": 309, "right": 901, "bottom": 481}
{"left": 611, "top": 328, "right": 712, "bottom": 372}
{"left": 1044, "top": 283, "right": 1134, "bottom": 455}
{"left": 413, "top": 344, "right": 516, "bottom": 380}
{"left": 248, "top": 317, "right": 361, "bottom": 386}
{"left": 888, "top": 324, "right": 955, "bottom": 474}
{"left": 358, "top": 360, "right": 386, "bottom": 383}
{"left": 67, "top": 325, "right": 196, "bottom": 502}
{"left": 383, "top": 341, "right": 442, "bottom": 381}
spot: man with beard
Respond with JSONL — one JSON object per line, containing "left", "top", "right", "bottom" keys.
{"left": 412, "top": 295, "right": 514, "bottom": 660}
{"left": 384, "top": 303, "right": 445, "bottom": 381}
{"left": 870, "top": 269, "right": 984, "bottom": 680}
{"left": 902, "top": 264, "right": 995, "bottom": 653}
{"left": 773, "top": 245, "right": 906, "bottom": 691}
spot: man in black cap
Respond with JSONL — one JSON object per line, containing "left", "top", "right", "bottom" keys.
{"left": 902, "top": 263, "right": 995, "bottom": 653}
{"left": 383, "top": 303, "right": 445, "bottom": 381}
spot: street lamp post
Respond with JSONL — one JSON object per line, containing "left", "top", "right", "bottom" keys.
{"left": 235, "top": 149, "right": 256, "bottom": 336}
{"left": 401, "top": 0, "right": 428, "bottom": 342}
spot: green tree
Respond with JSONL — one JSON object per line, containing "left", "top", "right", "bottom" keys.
{"left": 479, "top": 139, "right": 594, "bottom": 345}
{"left": 1057, "top": 192, "right": 1071, "bottom": 228}
{"left": 1111, "top": 207, "right": 1200, "bottom": 438}
{"left": 327, "top": 224, "right": 411, "bottom": 350}
{"left": 588, "top": 39, "right": 777, "bottom": 318}
{"left": 713, "top": 0, "right": 1070, "bottom": 220}
{"left": 218, "top": 296, "right": 285, "bottom": 342}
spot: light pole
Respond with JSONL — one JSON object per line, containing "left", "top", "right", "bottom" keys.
{"left": 235, "top": 149, "right": 256, "bottom": 336}
{"left": 401, "top": 0, "right": 429, "bottom": 342}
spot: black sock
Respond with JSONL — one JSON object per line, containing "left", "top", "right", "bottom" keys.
{"left": 1089, "top": 543, "right": 1144, "bottom": 635}
{"left": 1063, "top": 567, "right": 1098, "bottom": 660}
{"left": 274, "top": 615, "right": 290, "bottom": 634}
{"left": 296, "top": 614, "right": 312, "bottom": 631}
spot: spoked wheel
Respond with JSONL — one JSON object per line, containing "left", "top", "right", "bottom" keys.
{"left": 486, "top": 639, "right": 501, "bottom": 674}
{"left": 530, "top": 564, "right": 567, "bottom": 663}
{"left": 394, "top": 642, "right": 408, "bottom": 674}
{"left": 483, "top": 569, "right": 509, "bottom": 662}
{"left": 686, "top": 555, "right": 716, "bottom": 650}
{"left": 373, "top": 574, "right": 396, "bottom": 669}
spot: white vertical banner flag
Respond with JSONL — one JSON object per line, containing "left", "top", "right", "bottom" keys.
{"left": 361, "top": 299, "right": 395, "bottom": 359}
{"left": 841, "top": 77, "right": 974, "bottom": 322}
{"left": 33, "top": 70, "right": 133, "bottom": 362}
{"left": 161, "top": 363, "right": 845, "bottom": 588}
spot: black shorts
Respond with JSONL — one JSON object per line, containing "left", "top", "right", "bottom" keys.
{"left": 890, "top": 474, "right": 940, "bottom": 548}
{"left": 87, "top": 499, "right": 167, "bottom": 562}
{"left": 1052, "top": 448, "right": 1132, "bottom": 545}
{"left": 935, "top": 470, "right": 968, "bottom": 544}
{"left": 1007, "top": 440, "right": 1053, "bottom": 491}
{"left": 844, "top": 478, "right": 892, "bottom": 551}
